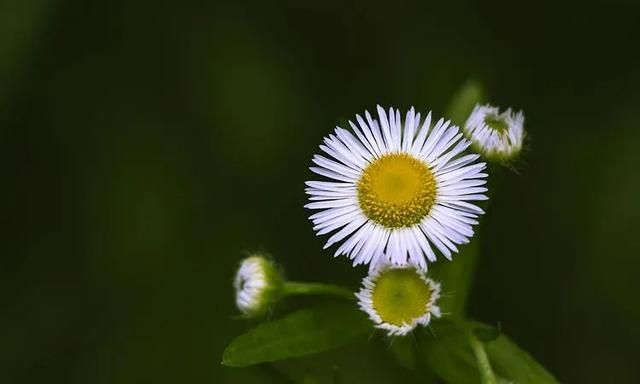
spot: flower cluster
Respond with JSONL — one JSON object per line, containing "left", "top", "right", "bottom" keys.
{"left": 233, "top": 103, "right": 525, "bottom": 336}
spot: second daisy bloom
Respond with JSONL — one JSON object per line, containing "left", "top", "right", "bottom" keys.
{"left": 356, "top": 265, "right": 441, "bottom": 336}
{"left": 305, "top": 106, "right": 488, "bottom": 269}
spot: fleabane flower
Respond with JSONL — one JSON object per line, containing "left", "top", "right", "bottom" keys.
{"left": 305, "top": 106, "right": 488, "bottom": 269}
{"left": 463, "top": 104, "right": 525, "bottom": 162}
{"left": 356, "top": 265, "right": 441, "bottom": 336}
{"left": 233, "top": 255, "right": 283, "bottom": 317}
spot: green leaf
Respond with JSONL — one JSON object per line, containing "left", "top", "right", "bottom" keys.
{"left": 272, "top": 338, "right": 426, "bottom": 384}
{"left": 482, "top": 329, "right": 559, "bottom": 384}
{"left": 222, "top": 302, "right": 371, "bottom": 367}
{"left": 429, "top": 238, "right": 481, "bottom": 315}
{"left": 418, "top": 320, "right": 480, "bottom": 384}
{"left": 472, "top": 323, "right": 501, "bottom": 343}
{"left": 445, "top": 79, "right": 486, "bottom": 126}
{"left": 419, "top": 320, "right": 558, "bottom": 384}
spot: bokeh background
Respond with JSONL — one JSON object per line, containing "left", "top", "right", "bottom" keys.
{"left": 3, "top": 0, "right": 640, "bottom": 383}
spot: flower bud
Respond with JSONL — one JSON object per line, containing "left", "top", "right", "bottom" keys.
{"left": 463, "top": 104, "right": 525, "bottom": 163}
{"left": 233, "top": 255, "right": 283, "bottom": 317}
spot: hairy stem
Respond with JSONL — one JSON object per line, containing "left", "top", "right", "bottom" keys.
{"left": 469, "top": 332, "right": 497, "bottom": 384}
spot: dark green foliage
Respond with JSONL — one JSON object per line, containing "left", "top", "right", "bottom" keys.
{"left": 223, "top": 303, "right": 371, "bottom": 367}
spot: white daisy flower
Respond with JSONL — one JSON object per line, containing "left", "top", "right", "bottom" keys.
{"left": 356, "top": 265, "right": 441, "bottom": 336}
{"left": 305, "top": 106, "right": 488, "bottom": 269}
{"left": 463, "top": 104, "right": 525, "bottom": 162}
{"left": 234, "top": 256, "right": 283, "bottom": 317}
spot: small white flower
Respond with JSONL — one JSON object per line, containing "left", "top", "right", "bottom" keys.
{"left": 234, "top": 256, "right": 282, "bottom": 317}
{"left": 356, "top": 265, "right": 441, "bottom": 336}
{"left": 463, "top": 104, "right": 525, "bottom": 162}
{"left": 305, "top": 106, "right": 488, "bottom": 269}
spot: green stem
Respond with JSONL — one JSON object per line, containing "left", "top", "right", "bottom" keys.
{"left": 282, "top": 281, "right": 354, "bottom": 300}
{"left": 468, "top": 331, "right": 497, "bottom": 384}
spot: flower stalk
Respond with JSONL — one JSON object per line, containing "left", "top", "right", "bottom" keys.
{"left": 282, "top": 281, "right": 354, "bottom": 300}
{"left": 468, "top": 331, "right": 497, "bottom": 384}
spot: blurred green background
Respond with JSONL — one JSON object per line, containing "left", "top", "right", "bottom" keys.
{"left": 2, "top": 0, "right": 640, "bottom": 382}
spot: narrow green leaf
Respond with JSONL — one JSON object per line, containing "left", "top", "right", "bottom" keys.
{"left": 445, "top": 79, "right": 486, "bottom": 126}
{"left": 419, "top": 320, "right": 558, "bottom": 384}
{"left": 419, "top": 320, "right": 480, "bottom": 384}
{"left": 483, "top": 330, "right": 559, "bottom": 384}
{"left": 472, "top": 323, "right": 501, "bottom": 343}
{"left": 429, "top": 238, "right": 481, "bottom": 315}
{"left": 430, "top": 79, "right": 486, "bottom": 318}
{"left": 222, "top": 302, "right": 371, "bottom": 367}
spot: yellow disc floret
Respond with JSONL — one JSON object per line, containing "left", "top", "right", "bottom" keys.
{"left": 357, "top": 153, "right": 436, "bottom": 228}
{"left": 371, "top": 268, "right": 432, "bottom": 326}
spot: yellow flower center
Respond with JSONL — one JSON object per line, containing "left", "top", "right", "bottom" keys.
{"left": 357, "top": 153, "right": 436, "bottom": 228}
{"left": 372, "top": 268, "right": 432, "bottom": 326}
